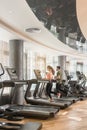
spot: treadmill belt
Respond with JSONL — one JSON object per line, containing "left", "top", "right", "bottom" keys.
{"left": 5, "top": 104, "right": 59, "bottom": 118}
{"left": 0, "top": 122, "right": 42, "bottom": 130}
{"left": 53, "top": 99, "right": 72, "bottom": 106}
{"left": 20, "top": 122, "right": 42, "bottom": 130}
{"left": 53, "top": 97, "right": 80, "bottom": 103}
{"left": 6, "top": 104, "right": 59, "bottom": 113}
{"left": 62, "top": 97, "right": 80, "bottom": 102}
{"left": 26, "top": 97, "right": 69, "bottom": 109}
{"left": 53, "top": 98, "right": 73, "bottom": 104}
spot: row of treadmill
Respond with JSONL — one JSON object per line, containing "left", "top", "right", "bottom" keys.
{"left": 0, "top": 63, "right": 87, "bottom": 130}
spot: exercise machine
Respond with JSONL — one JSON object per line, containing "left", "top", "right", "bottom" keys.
{"left": 25, "top": 69, "right": 72, "bottom": 109}
{"left": 0, "top": 65, "right": 59, "bottom": 119}
{"left": 0, "top": 63, "right": 42, "bottom": 130}
{"left": 64, "top": 70, "right": 85, "bottom": 100}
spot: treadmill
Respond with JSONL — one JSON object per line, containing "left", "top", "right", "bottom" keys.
{"left": 25, "top": 70, "right": 72, "bottom": 109}
{"left": 0, "top": 65, "right": 59, "bottom": 119}
{"left": 56, "top": 70, "right": 81, "bottom": 102}
{"left": 0, "top": 63, "right": 42, "bottom": 130}
{"left": 40, "top": 69, "right": 80, "bottom": 103}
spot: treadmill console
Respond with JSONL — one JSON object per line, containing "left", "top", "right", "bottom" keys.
{"left": 34, "top": 69, "right": 42, "bottom": 80}
{"left": 6, "top": 68, "right": 18, "bottom": 80}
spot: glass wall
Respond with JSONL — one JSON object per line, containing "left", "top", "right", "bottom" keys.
{"left": 66, "top": 56, "right": 87, "bottom": 80}
{"left": 24, "top": 45, "right": 87, "bottom": 81}
{"left": 0, "top": 40, "right": 9, "bottom": 80}
{"left": 0, "top": 40, "right": 86, "bottom": 84}
{"left": 24, "top": 48, "right": 46, "bottom": 79}
{"left": 0, "top": 41, "right": 9, "bottom": 66}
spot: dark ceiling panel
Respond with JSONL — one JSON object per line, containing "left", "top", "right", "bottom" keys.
{"left": 26, "top": 0, "right": 86, "bottom": 47}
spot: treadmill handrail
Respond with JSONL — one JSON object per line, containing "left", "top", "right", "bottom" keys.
{"left": 0, "top": 63, "right": 5, "bottom": 77}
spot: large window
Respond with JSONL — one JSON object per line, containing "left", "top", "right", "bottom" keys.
{"left": 24, "top": 48, "right": 46, "bottom": 79}
{"left": 0, "top": 41, "right": 9, "bottom": 80}
{"left": 0, "top": 41, "right": 9, "bottom": 66}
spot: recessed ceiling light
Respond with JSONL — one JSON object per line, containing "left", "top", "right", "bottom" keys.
{"left": 25, "top": 28, "right": 41, "bottom": 33}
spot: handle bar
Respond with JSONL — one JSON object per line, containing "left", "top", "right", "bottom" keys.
{"left": 0, "top": 63, "right": 5, "bottom": 77}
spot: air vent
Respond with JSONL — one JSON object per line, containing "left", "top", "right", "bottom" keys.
{"left": 25, "top": 28, "right": 41, "bottom": 33}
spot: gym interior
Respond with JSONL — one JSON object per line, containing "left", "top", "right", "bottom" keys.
{"left": 0, "top": 0, "right": 87, "bottom": 130}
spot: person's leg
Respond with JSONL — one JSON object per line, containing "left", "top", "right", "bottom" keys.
{"left": 56, "top": 82, "right": 60, "bottom": 93}
{"left": 46, "top": 82, "right": 54, "bottom": 101}
{"left": 48, "top": 83, "right": 52, "bottom": 99}
{"left": 51, "top": 91, "right": 57, "bottom": 95}
{"left": 56, "top": 82, "right": 61, "bottom": 98}
{"left": 46, "top": 83, "right": 51, "bottom": 99}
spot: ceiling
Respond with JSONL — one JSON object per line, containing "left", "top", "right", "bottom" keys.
{"left": 0, "top": 0, "right": 87, "bottom": 59}
{"left": 26, "top": 0, "right": 86, "bottom": 44}
{"left": 0, "top": 27, "right": 21, "bottom": 42}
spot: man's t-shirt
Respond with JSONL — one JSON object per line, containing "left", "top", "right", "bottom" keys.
{"left": 56, "top": 70, "right": 62, "bottom": 82}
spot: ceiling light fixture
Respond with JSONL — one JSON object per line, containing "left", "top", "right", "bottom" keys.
{"left": 25, "top": 28, "right": 41, "bottom": 33}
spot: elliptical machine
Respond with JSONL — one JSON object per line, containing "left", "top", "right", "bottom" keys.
{"left": 64, "top": 70, "right": 87, "bottom": 99}
{"left": 75, "top": 71, "right": 87, "bottom": 96}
